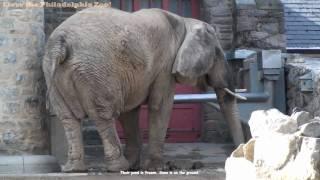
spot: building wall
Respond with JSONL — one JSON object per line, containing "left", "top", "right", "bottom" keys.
{"left": 235, "top": 0, "right": 285, "bottom": 50}
{"left": 0, "top": 0, "right": 48, "bottom": 154}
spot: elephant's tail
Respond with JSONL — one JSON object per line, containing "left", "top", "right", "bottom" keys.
{"left": 45, "top": 34, "right": 69, "bottom": 109}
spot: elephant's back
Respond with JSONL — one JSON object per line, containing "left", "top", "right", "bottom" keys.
{"left": 57, "top": 7, "right": 131, "bottom": 27}
{"left": 49, "top": 8, "right": 167, "bottom": 73}
{"left": 50, "top": 7, "right": 168, "bottom": 50}
{"left": 51, "top": 8, "right": 134, "bottom": 44}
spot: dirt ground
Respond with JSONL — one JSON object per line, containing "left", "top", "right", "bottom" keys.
{"left": 0, "top": 143, "right": 233, "bottom": 180}
{"left": 0, "top": 167, "right": 225, "bottom": 180}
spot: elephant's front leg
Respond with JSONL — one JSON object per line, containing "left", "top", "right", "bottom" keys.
{"left": 144, "top": 75, "right": 175, "bottom": 171}
{"left": 119, "top": 107, "right": 142, "bottom": 170}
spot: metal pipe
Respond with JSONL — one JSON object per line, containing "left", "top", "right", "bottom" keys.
{"left": 264, "top": 80, "right": 274, "bottom": 107}
{"left": 173, "top": 93, "right": 269, "bottom": 103}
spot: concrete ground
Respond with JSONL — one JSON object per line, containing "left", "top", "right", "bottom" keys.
{"left": 0, "top": 143, "right": 234, "bottom": 180}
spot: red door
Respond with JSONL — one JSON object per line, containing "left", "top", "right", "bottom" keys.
{"left": 113, "top": 0, "right": 201, "bottom": 143}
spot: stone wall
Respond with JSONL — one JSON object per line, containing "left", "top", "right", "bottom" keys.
{"left": 201, "top": 0, "right": 286, "bottom": 50}
{"left": 201, "top": 104, "right": 231, "bottom": 143}
{"left": 0, "top": 0, "right": 48, "bottom": 154}
{"left": 200, "top": 0, "right": 235, "bottom": 143}
{"left": 200, "top": 0, "right": 235, "bottom": 51}
{"left": 235, "top": 0, "right": 285, "bottom": 49}
{"left": 286, "top": 55, "right": 320, "bottom": 117}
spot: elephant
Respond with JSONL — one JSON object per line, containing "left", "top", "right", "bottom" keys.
{"left": 43, "top": 7, "right": 246, "bottom": 172}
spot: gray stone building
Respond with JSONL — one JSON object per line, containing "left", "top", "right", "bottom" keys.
{"left": 1, "top": 0, "right": 319, "bottom": 172}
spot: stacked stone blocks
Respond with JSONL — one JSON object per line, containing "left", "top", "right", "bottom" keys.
{"left": 236, "top": 0, "right": 285, "bottom": 49}
{"left": 0, "top": 0, "right": 47, "bottom": 154}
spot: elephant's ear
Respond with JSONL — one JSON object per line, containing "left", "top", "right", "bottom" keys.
{"left": 172, "top": 20, "right": 215, "bottom": 78}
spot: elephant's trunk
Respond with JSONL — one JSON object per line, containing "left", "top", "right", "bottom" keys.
{"left": 215, "top": 88, "right": 245, "bottom": 146}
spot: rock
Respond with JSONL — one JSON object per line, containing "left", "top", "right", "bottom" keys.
{"left": 230, "top": 144, "right": 244, "bottom": 157}
{"left": 261, "top": 23, "right": 279, "bottom": 34}
{"left": 250, "top": 31, "right": 269, "bottom": 40}
{"left": 248, "top": 109, "right": 298, "bottom": 138}
{"left": 299, "top": 121, "right": 320, "bottom": 138}
{"left": 230, "top": 139, "right": 255, "bottom": 162}
{"left": 227, "top": 108, "right": 320, "bottom": 180}
{"left": 237, "top": 16, "right": 258, "bottom": 31}
{"left": 225, "top": 157, "right": 256, "bottom": 180}
{"left": 243, "top": 138, "right": 255, "bottom": 162}
{"left": 291, "top": 110, "right": 312, "bottom": 126}
{"left": 265, "top": 34, "right": 286, "bottom": 49}
{"left": 281, "top": 137, "right": 320, "bottom": 180}
{"left": 225, "top": 139, "right": 256, "bottom": 180}
{"left": 254, "top": 133, "right": 298, "bottom": 171}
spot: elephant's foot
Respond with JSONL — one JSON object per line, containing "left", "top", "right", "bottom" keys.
{"left": 143, "top": 157, "right": 168, "bottom": 171}
{"left": 62, "top": 159, "right": 87, "bottom": 172}
{"left": 124, "top": 148, "right": 141, "bottom": 170}
{"left": 106, "top": 155, "right": 130, "bottom": 172}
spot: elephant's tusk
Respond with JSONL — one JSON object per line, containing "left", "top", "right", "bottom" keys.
{"left": 224, "top": 88, "right": 247, "bottom": 100}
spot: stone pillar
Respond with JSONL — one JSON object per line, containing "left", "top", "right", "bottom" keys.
{"left": 0, "top": 0, "right": 48, "bottom": 155}
{"left": 200, "top": 0, "right": 235, "bottom": 143}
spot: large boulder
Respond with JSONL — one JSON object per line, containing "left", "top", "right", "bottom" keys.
{"left": 248, "top": 109, "right": 298, "bottom": 138}
{"left": 298, "top": 120, "right": 320, "bottom": 138}
{"left": 290, "top": 110, "right": 312, "bottom": 126}
{"left": 225, "top": 141, "right": 256, "bottom": 180}
{"left": 225, "top": 109, "right": 320, "bottom": 180}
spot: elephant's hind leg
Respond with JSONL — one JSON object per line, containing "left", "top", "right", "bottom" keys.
{"left": 49, "top": 87, "right": 86, "bottom": 172}
{"left": 87, "top": 98, "right": 129, "bottom": 172}
{"left": 119, "top": 107, "right": 142, "bottom": 170}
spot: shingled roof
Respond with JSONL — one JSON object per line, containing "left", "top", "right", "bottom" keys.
{"left": 282, "top": 0, "right": 320, "bottom": 50}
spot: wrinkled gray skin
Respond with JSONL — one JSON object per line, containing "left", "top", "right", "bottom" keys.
{"left": 43, "top": 8, "right": 244, "bottom": 172}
